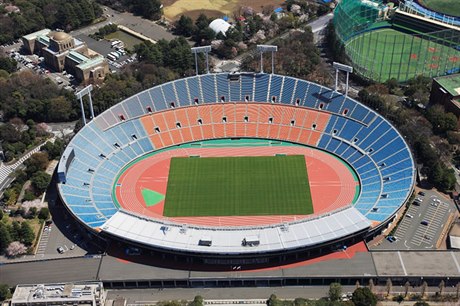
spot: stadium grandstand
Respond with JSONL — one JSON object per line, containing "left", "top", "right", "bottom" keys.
{"left": 57, "top": 72, "right": 415, "bottom": 266}
{"left": 334, "top": 0, "right": 460, "bottom": 83}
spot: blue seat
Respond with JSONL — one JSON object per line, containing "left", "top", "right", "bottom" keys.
{"left": 124, "top": 96, "right": 145, "bottom": 118}
{"left": 201, "top": 74, "right": 217, "bottom": 103}
{"left": 254, "top": 74, "right": 269, "bottom": 102}
{"left": 280, "top": 77, "right": 296, "bottom": 104}
{"left": 268, "top": 75, "right": 283, "bottom": 101}
{"left": 241, "top": 74, "right": 255, "bottom": 100}
{"left": 161, "top": 83, "right": 177, "bottom": 107}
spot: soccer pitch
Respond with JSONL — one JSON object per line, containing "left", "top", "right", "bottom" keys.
{"left": 346, "top": 28, "right": 460, "bottom": 82}
{"left": 163, "top": 155, "right": 313, "bottom": 217}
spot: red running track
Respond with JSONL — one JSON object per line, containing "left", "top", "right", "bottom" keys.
{"left": 115, "top": 146, "right": 359, "bottom": 227}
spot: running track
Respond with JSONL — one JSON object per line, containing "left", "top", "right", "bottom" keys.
{"left": 115, "top": 146, "right": 359, "bottom": 227}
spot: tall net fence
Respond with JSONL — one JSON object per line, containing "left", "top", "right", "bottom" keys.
{"left": 334, "top": 0, "right": 460, "bottom": 82}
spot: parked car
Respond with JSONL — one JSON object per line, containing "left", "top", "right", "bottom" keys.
{"left": 57, "top": 246, "right": 65, "bottom": 254}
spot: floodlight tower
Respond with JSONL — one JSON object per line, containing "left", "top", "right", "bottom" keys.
{"left": 191, "top": 46, "right": 211, "bottom": 75}
{"left": 256, "top": 45, "right": 278, "bottom": 74}
{"left": 332, "top": 62, "right": 353, "bottom": 97}
{"left": 75, "top": 85, "right": 95, "bottom": 126}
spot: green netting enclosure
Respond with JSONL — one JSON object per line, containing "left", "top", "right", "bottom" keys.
{"left": 334, "top": 0, "right": 460, "bottom": 83}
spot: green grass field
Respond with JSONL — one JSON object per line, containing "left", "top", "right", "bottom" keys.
{"left": 163, "top": 155, "right": 313, "bottom": 217}
{"left": 419, "top": 0, "right": 460, "bottom": 17}
{"left": 346, "top": 28, "right": 460, "bottom": 82}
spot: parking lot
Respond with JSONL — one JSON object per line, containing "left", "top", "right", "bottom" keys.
{"left": 372, "top": 190, "right": 456, "bottom": 250}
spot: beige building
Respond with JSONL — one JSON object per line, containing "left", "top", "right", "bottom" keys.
{"left": 11, "top": 282, "right": 106, "bottom": 306}
{"left": 22, "top": 29, "right": 109, "bottom": 84}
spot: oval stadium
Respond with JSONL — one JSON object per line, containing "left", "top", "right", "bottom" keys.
{"left": 57, "top": 72, "right": 415, "bottom": 266}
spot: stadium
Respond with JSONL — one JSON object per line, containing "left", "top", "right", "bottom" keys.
{"left": 57, "top": 72, "right": 415, "bottom": 266}
{"left": 334, "top": 0, "right": 460, "bottom": 83}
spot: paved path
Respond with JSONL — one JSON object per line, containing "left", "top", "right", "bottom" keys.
{"left": 0, "top": 138, "right": 55, "bottom": 194}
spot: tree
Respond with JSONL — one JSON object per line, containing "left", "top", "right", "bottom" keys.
{"left": 6, "top": 241, "right": 27, "bottom": 257}
{"left": 38, "top": 207, "right": 50, "bottom": 220}
{"left": 19, "top": 221, "right": 35, "bottom": 246}
{"left": 46, "top": 96, "right": 73, "bottom": 122}
{"left": 421, "top": 281, "right": 428, "bottom": 297}
{"left": 438, "top": 280, "right": 445, "bottom": 296}
{"left": 31, "top": 171, "right": 52, "bottom": 194}
{"left": 368, "top": 279, "right": 374, "bottom": 293}
{"left": 328, "top": 282, "right": 342, "bottom": 301}
{"left": 174, "top": 15, "right": 195, "bottom": 37}
{"left": 352, "top": 287, "right": 377, "bottom": 306}
{"left": 0, "top": 224, "right": 12, "bottom": 254}
{"left": 404, "top": 281, "right": 411, "bottom": 297}
{"left": 426, "top": 105, "right": 458, "bottom": 134}
{"left": 188, "top": 295, "right": 203, "bottom": 306}
{"left": 386, "top": 278, "right": 392, "bottom": 296}
{"left": 24, "top": 152, "right": 49, "bottom": 177}
{"left": 413, "top": 302, "right": 430, "bottom": 306}
{"left": 0, "top": 57, "right": 17, "bottom": 73}
{"left": 0, "top": 284, "right": 11, "bottom": 301}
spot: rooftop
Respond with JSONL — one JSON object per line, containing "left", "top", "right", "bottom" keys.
{"left": 77, "top": 55, "right": 105, "bottom": 70}
{"left": 23, "top": 29, "right": 51, "bottom": 41}
{"left": 435, "top": 74, "right": 460, "bottom": 97}
{"left": 12, "top": 282, "right": 104, "bottom": 306}
{"left": 68, "top": 50, "right": 89, "bottom": 64}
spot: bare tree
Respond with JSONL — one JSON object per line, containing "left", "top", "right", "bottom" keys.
{"left": 386, "top": 278, "right": 392, "bottom": 296}
{"left": 404, "top": 281, "right": 410, "bottom": 297}
{"left": 456, "top": 282, "right": 460, "bottom": 299}
{"left": 369, "top": 279, "right": 374, "bottom": 293}
{"left": 439, "top": 280, "right": 445, "bottom": 296}
{"left": 355, "top": 280, "right": 360, "bottom": 290}
{"left": 421, "top": 281, "right": 428, "bottom": 298}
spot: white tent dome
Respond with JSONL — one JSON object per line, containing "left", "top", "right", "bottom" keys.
{"left": 209, "top": 18, "right": 231, "bottom": 36}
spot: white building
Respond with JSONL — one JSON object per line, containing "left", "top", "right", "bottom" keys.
{"left": 209, "top": 19, "right": 232, "bottom": 36}
{"left": 11, "top": 282, "right": 106, "bottom": 306}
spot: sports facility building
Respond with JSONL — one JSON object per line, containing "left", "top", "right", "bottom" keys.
{"left": 334, "top": 0, "right": 460, "bottom": 83}
{"left": 57, "top": 72, "right": 415, "bottom": 266}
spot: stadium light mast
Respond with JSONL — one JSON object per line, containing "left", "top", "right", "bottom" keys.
{"left": 257, "top": 45, "right": 278, "bottom": 74}
{"left": 332, "top": 62, "right": 353, "bottom": 97}
{"left": 75, "top": 85, "right": 95, "bottom": 126}
{"left": 191, "top": 46, "right": 211, "bottom": 75}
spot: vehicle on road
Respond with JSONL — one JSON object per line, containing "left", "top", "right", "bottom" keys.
{"left": 386, "top": 236, "right": 396, "bottom": 242}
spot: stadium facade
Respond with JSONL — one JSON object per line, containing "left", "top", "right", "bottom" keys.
{"left": 57, "top": 73, "right": 415, "bottom": 266}
{"left": 334, "top": 0, "right": 460, "bottom": 83}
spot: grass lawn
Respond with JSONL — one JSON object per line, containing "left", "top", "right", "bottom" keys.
{"left": 346, "top": 28, "right": 460, "bottom": 82}
{"left": 163, "top": 155, "right": 313, "bottom": 217}
{"left": 419, "top": 0, "right": 460, "bottom": 17}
